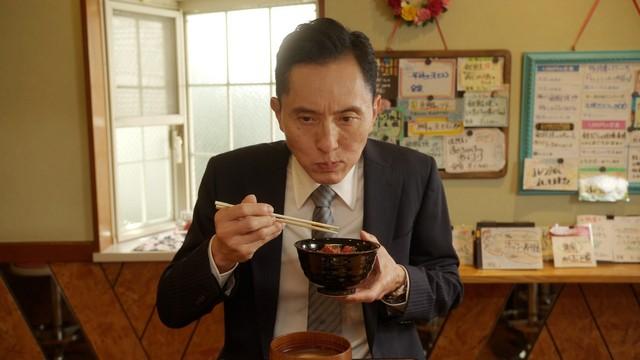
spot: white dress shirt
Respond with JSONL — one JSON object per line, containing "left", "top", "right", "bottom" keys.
{"left": 208, "top": 156, "right": 370, "bottom": 357}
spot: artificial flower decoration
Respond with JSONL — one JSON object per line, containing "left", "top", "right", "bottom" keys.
{"left": 388, "top": 0, "right": 450, "bottom": 27}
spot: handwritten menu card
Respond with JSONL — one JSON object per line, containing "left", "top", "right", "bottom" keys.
{"left": 444, "top": 128, "right": 506, "bottom": 173}
{"left": 452, "top": 226, "right": 474, "bottom": 265}
{"left": 373, "top": 51, "right": 510, "bottom": 178}
{"left": 549, "top": 225, "right": 596, "bottom": 267}
{"left": 577, "top": 215, "right": 640, "bottom": 263}
{"left": 477, "top": 227, "right": 543, "bottom": 269}
{"left": 520, "top": 51, "right": 640, "bottom": 194}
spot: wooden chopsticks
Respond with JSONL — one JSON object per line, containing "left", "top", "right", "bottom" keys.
{"left": 214, "top": 201, "right": 340, "bottom": 234}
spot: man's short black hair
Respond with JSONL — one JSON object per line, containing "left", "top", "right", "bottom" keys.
{"left": 275, "top": 17, "right": 377, "bottom": 101}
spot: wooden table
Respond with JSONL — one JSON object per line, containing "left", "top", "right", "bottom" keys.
{"left": 459, "top": 262, "right": 640, "bottom": 283}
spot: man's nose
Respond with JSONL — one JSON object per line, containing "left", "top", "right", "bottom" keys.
{"left": 316, "top": 120, "right": 339, "bottom": 153}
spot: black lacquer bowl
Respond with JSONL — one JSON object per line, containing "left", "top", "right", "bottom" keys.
{"left": 294, "top": 238, "right": 379, "bottom": 296}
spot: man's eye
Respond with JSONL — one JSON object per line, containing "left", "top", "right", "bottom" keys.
{"left": 299, "top": 116, "right": 313, "bottom": 123}
{"left": 341, "top": 116, "right": 357, "bottom": 123}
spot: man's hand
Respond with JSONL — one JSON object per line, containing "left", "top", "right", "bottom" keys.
{"left": 343, "top": 230, "right": 406, "bottom": 303}
{"left": 211, "top": 194, "right": 284, "bottom": 273}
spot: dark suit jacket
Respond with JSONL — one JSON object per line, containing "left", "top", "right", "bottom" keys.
{"left": 157, "top": 139, "right": 462, "bottom": 360}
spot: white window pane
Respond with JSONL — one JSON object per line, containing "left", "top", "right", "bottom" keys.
{"left": 116, "top": 162, "right": 144, "bottom": 231}
{"left": 143, "top": 126, "right": 169, "bottom": 160}
{"left": 190, "top": 154, "right": 211, "bottom": 205}
{"left": 144, "top": 159, "right": 173, "bottom": 222}
{"left": 270, "top": 4, "right": 316, "bottom": 82}
{"left": 190, "top": 86, "right": 229, "bottom": 153}
{"left": 112, "top": 14, "right": 138, "bottom": 87}
{"left": 142, "top": 88, "right": 177, "bottom": 115}
{"left": 228, "top": 9, "right": 270, "bottom": 83}
{"left": 114, "top": 88, "right": 141, "bottom": 119}
{"left": 187, "top": 13, "right": 227, "bottom": 84}
{"left": 231, "top": 85, "right": 271, "bottom": 148}
{"left": 139, "top": 16, "right": 176, "bottom": 88}
{"left": 115, "top": 127, "right": 143, "bottom": 163}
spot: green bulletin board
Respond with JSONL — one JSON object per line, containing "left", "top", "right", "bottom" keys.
{"left": 519, "top": 51, "right": 640, "bottom": 195}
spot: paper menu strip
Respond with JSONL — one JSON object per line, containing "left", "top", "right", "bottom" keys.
{"left": 549, "top": 224, "right": 596, "bottom": 268}
{"left": 463, "top": 91, "right": 508, "bottom": 127}
{"left": 457, "top": 57, "right": 504, "bottom": 92}
{"left": 444, "top": 128, "right": 505, "bottom": 173}
{"left": 576, "top": 215, "right": 640, "bottom": 262}
{"left": 522, "top": 157, "right": 579, "bottom": 191}
{"left": 452, "top": 226, "right": 474, "bottom": 265}
{"left": 398, "top": 58, "right": 456, "bottom": 98}
{"left": 478, "top": 227, "right": 543, "bottom": 269}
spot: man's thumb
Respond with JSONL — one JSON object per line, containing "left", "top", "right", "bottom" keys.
{"left": 242, "top": 194, "right": 257, "bottom": 203}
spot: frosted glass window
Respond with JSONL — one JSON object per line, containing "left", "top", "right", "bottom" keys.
{"left": 227, "top": 9, "right": 270, "bottom": 84}
{"left": 186, "top": 13, "right": 227, "bottom": 84}
{"left": 190, "top": 86, "right": 229, "bottom": 154}
{"left": 114, "top": 88, "right": 141, "bottom": 119}
{"left": 143, "top": 126, "right": 169, "bottom": 160}
{"left": 112, "top": 15, "right": 138, "bottom": 87}
{"left": 115, "top": 127, "right": 143, "bottom": 163}
{"left": 144, "top": 160, "right": 172, "bottom": 222}
{"left": 142, "top": 88, "right": 176, "bottom": 116}
{"left": 186, "top": 3, "right": 317, "bottom": 206}
{"left": 111, "top": 10, "right": 178, "bottom": 118}
{"left": 116, "top": 163, "right": 144, "bottom": 230}
{"left": 270, "top": 4, "right": 316, "bottom": 82}
{"left": 231, "top": 85, "right": 271, "bottom": 148}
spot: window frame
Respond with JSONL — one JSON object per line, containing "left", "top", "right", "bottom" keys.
{"left": 84, "top": 0, "right": 323, "bottom": 255}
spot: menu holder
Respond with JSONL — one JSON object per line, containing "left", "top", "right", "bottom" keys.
{"left": 474, "top": 221, "right": 543, "bottom": 269}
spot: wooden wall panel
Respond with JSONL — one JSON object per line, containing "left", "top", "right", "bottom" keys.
{"left": 50, "top": 263, "right": 147, "bottom": 359}
{"left": 142, "top": 310, "right": 196, "bottom": 360}
{"left": 184, "top": 305, "right": 225, "bottom": 359}
{"left": 546, "top": 285, "right": 610, "bottom": 360}
{"left": 529, "top": 326, "right": 560, "bottom": 360}
{"left": 114, "top": 262, "right": 167, "bottom": 337}
{"left": 0, "top": 276, "right": 43, "bottom": 359}
{"left": 101, "top": 263, "right": 122, "bottom": 286}
{"left": 633, "top": 284, "right": 640, "bottom": 301}
{"left": 582, "top": 284, "right": 640, "bottom": 360}
{"left": 429, "top": 284, "right": 512, "bottom": 359}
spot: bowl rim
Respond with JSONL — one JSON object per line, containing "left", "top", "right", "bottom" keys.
{"left": 294, "top": 238, "right": 380, "bottom": 255}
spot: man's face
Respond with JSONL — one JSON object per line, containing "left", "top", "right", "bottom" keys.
{"left": 271, "top": 54, "right": 381, "bottom": 185}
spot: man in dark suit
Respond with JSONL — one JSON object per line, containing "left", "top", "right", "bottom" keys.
{"left": 157, "top": 18, "right": 462, "bottom": 360}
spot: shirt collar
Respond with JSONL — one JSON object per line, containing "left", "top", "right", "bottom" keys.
{"left": 291, "top": 156, "right": 359, "bottom": 210}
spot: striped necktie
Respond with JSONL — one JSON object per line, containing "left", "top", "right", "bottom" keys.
{"left": 307, "top": 185, "right": 342, "bottom": 334}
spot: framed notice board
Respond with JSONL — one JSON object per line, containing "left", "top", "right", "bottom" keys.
{"left": 372, "top": 50, "right": 511, "bottom": 179}
{"left": 519, "top": 51, "right": 640, "bottom": 194}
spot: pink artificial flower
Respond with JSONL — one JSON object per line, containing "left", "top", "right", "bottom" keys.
{"left": 442, "top": 0, "right": 450, "bottom": 7}
{"left": 416, "top": 7, "right": 432, "bottom": 23}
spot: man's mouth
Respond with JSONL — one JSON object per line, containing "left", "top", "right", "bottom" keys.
{"left": 316, "top": 161, "right": 340, "bottom": 171}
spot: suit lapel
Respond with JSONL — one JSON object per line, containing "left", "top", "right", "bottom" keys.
{"left": 362, "top": 140, "right": 402, "bottom": 354}
{"left": 250, "top": 142, "right": 290, "bottom": 355}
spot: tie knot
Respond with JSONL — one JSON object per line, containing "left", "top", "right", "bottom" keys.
{"left": 311, "top": 185, "right": 336, "bottom": 208}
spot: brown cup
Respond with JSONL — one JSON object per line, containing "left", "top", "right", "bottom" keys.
{"left": 270, "top": 331, "right": 352, "bottom": 360}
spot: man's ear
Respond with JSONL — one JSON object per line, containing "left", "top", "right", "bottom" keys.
{"left": 270, "top": 97, "right": 285, "bottom": 132}
{"left": 369, "top": 94, "right": 382, "bottom": 131}
{"left": 372, "top": 94, "right": 382, "bottom": 118}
